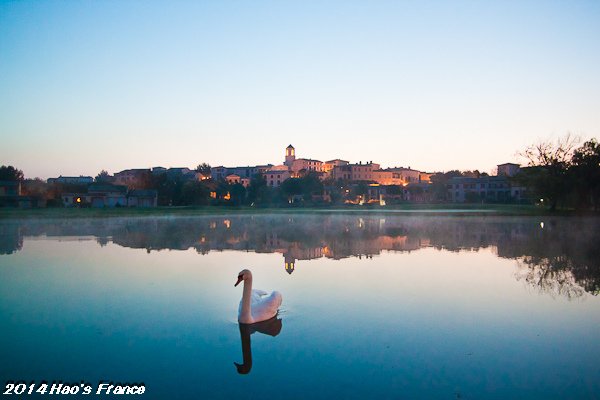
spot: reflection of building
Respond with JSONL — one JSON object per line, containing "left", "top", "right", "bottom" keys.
{"left": 284, "top": 253, "right": 295, "bottom": 274}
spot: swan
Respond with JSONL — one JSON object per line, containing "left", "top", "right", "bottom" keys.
{"left": 235, "top": 269, "right": 282, "bottom": 324}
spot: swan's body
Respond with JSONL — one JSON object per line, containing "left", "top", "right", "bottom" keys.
{"left": 235, "top": 269, "right": 282, "bottom": 324}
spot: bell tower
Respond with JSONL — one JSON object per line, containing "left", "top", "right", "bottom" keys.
{"left": 285, "top": 144, "right": 295, "bottom": 167}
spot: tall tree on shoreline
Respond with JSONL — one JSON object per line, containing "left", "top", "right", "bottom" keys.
{"left": 518, "top": 134, "right": 579, "bottom": 211}
{"left": 571, "top": 138, "right": 600, "bottom": 211}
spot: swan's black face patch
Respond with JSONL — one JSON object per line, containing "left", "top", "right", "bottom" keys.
{"left": 235, "top": 275, "right": 243, "bottom": 287}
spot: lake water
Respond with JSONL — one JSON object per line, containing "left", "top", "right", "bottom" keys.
{"left": 1, "top": 214, "right": 599, "bottom": 399}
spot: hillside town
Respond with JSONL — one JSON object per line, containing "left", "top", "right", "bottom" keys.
{"left": 1, "top": 138, "right": 599, "bottom": 210}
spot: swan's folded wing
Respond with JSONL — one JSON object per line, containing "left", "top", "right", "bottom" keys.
{"left": 252, "top": 289, "right": 268, "bottom": 297}
{"left": 251, "top": 291, "right": 282, "bottom": 322}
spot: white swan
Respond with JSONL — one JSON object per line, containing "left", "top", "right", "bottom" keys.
{"left": 235, "top": 269, "right": 282, "bottom": 324}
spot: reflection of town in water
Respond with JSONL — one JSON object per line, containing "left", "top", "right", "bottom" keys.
{"left": 1, "top": 215, "right": 599, "bottom": 298}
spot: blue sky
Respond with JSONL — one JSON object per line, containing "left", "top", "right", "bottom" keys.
{"left": 1, "top": 0, "right": 599, "bottom": 178}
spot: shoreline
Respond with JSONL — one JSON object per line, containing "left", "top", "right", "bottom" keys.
{"left": 1, "top": 204, "right": 596, "bottom": 220}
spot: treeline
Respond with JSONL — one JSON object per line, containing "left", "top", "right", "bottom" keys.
{"left": 515, "top": 136, "right": 600, "bottom": 211}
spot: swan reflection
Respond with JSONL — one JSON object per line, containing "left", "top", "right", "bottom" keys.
{"left": 234, "top": 316, "right": 282, "bottom": 375}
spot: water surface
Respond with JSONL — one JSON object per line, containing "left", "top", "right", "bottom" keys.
{"left": 1, "top": 215, "right": 599, "bottom": 399}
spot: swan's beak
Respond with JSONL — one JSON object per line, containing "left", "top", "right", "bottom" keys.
{"left": 235, "top": 275, "right": 243, "bottom": 287}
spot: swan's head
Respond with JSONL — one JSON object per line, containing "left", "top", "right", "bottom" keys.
{"left": 235, "top": 269, "right": 252, "bottom": 287}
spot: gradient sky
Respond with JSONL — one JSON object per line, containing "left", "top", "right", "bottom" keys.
{"left": 1, "top": 1, "right": 599, "bottom": 179}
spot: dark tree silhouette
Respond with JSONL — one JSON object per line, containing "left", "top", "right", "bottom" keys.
{"left": 95, "top": 170, "right": 111, "bottom": 183}
{"left": 196, "top": 163, "right": 211, "bottom": 175}
{"left": 571, "top": 139, "right": 600, "bottom": 210}
{"left": 517, "top": 134, "right": 579, "bottom": 211}
{"left": 0, "top": 165, "right": 24, "bottom": 181}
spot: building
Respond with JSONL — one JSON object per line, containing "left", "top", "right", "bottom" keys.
{"left": 323, "top": 159, "right": 349, "bottom": 177}
{"left": 62, "top": 183, "right": 128, "bottom": 208}
{"left": 151, "top": 167, "right": 167, "bottom": 175}
{"left": 0, "top": 181, "right": 37, "bottom": 208}
{"left": 447, "top": 175, "right": 520, "bottom": 203}
{"left": 419, "top": 172, "right": 432, "bottom": 183}
{"left": 88, "top": 183, "right": 128, "bottom": 207}
{"left": 285, "top": 144, "right": 324, "bottom": 175}
{"left": 166, "top": 167, "right": 191, "bottom": 179}
{"left": 447, "top": 163, "right": 526, "bottom": 203}
{"left": 47, "top": 176, "right": 94, "bottom": 185}
{"left": 291, "top": 158, "right": 324, "bottom": 176}
{"left": 226, "top": 174, "right": 241, "bottom": 185}
{"left": 264, "top": 166, "right": 291, "bottom": 187}
{"left": 113, "top": 169, "right": 151, "bottom": 187}
{"left": 497, "top": 163, "right": 521, "bottom": 177}
{"left": 127, "top": 189, "right": 158, "bottom": 207}
{"left": 331, "top": 161, "right": 381, "bottom": 181}
{"left": 284, "top": 144, "right": 296, "bottom": 167}
{"left": 211, "top": 165, "right": 273, "bottom": 180}
{"left": 371, "top": 167, "right": 422, "bottom": 186}
{"left": 62, "top": 184, "right": 157, "bottom": 208}
{"left": 0, "top": 181, "right": 21, "bottom": 196}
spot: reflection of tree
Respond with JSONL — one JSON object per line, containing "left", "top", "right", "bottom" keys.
{"left": 0, "top": 224, "right": 23, "bottom": 255}
{"left": 513, "top": 221, "right": 600, "bottom": 298}
{"left": 516, "top": 258, "right": 585, "bottom": 299}
{"left": 2, "top": 215, "right": 599, "bottom": 297}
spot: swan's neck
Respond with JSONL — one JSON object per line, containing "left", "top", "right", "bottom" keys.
{"left": 240, "top": 275, "right": 253, "bottom": 323}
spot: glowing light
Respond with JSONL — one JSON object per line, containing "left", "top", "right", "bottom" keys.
{"left": 76, "top": 197, "right": 81, "bottom": 203}
{"left": 540, "top": 222, "right": 544, "bottom": 229}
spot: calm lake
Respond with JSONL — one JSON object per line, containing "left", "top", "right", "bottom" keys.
{"left": 1, "top": 214, "right": 599, "bottom": 399}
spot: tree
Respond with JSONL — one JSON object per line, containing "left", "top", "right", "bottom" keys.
{"left": 571, "top": 139, "right": 600, "bottom": 210}
{"left": 22, "top": 178, "right": 48, "bottom": 198}
{"left": 517, "top": 134, "right": 579, "bottom": 211}
{"left": 280, "top": 172, "right": 324, "bottom": 204}
{"left": 228, "top": 183, "right": 246, "bottom": 206}
{"left": 95, "top": 170, "right": 111, "bottom": 183}
{"left": 247, "top": 174, "right": 272, "bottom": 206}
{"left": 196, "top": 163, "right": 211, "bottom": 175}
{"left": 429, "top": 171, "right": 462, "bottom": 202}
{"left": 181, "top": 181, "right": 210, "bottom": 205}
{"left": 280, "top": 177, "right": 303, "bottom": 203}
{"left": 0, "top": 165, "right": 24, "bottom": 181}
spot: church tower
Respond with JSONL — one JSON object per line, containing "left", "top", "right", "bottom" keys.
{"left": 284, "top": 144, "right": 295, "bottom": 167}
